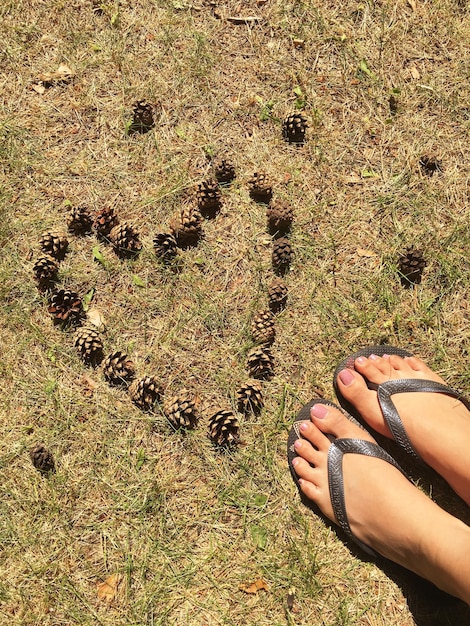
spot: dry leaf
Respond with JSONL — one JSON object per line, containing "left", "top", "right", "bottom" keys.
{"left": 409, "top": 66, "right": 420, "bottom": 79}
{"left": 345, "top": 172, "right": 362, "bottom": 184}
{"left": 32, "top": 83, "right": 46, "bottom": 95}
{"left": 38, "top": 63, "right": 74, "bottom": 84}
{"left": 240, "top": 578, "right": 269, "bottom": 594}
{"left": 87, "top": 307, "right": 106, "bottom": 330}
{"left": 356, "top": 248, "right": 376, "bottom": 257}
{"left": 80, "top": 374, "right": 97, "bottom": 398}
{"left": 97, "top": 573, "right": 124, "bottom": 604}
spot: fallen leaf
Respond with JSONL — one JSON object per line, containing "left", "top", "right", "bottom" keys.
{"left": 97, "top": 573, "right": 124, "bottom": 604}
{"left": 356, "top": 248, "right": 377, "bottom": 257}
{"left": 37, "top": 63, "right": 74, "bottom": 85}
{"left": 409, "top": 66, "right": 420, "bottom": 79}
{"left": 32, "top": 83, "right": 46, "bottom": 95}
{"left": 345, "top": 172, "right": 362, "bottom": 184}
{"left": 87, "top": 307, "right": 106, "bottom": 330}
{"left": 80, "top": 374, "right": 97, "bottom": 398}
{"left": 240, "top": 578, "right": 269, "bottom": 594}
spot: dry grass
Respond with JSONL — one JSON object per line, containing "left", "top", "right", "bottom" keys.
{"left": 1, "top": 0, "right": 469, "bottom": 624}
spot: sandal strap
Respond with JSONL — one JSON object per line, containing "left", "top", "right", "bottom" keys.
{"left": 377, "top": 379, "right": 470, "bottom": 463}
{"left": 328, "top": 438, "right": 405, "bottom": 557}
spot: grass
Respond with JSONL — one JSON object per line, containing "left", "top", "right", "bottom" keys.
{"left": 0, "top": 0, "right": 469, "bottom": 624}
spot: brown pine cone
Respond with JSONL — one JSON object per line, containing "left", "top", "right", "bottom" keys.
{"left": 129, "top": 376, "right": 162, "bottom": 411}
{"left": 212, "top": 157, "right": 236, "bottom": 184}
{"left": 236, "top": 381, "right": 264, "bottom": 415}
{"left": 398, "top": 248, "right": 427, "bottom": 286}
{"left": 74, "top": 326, "right": 104, "bottom": 366}
{"left": 248, "top": 172, "right": 273, "bottom": 203}
{"left": 164, "top": 390, "right": 199, "bottom": 430}
{"left": 30, "top": 444, "right": 55, "bottom": 474}
{"left": 153, "top": 233, "right": 178, "bottom": 261}
{"left": 33, "top": 256, "right": 59, "bottom": 292}
{"left": 67, "top": 206, "right": 93, "bottom": 235}
{"left": 48, "top": 289, "right": 84, "bottom": 326}
{"left": 282, "top": 112, "right": 308, "bottom": 145}
{"left": 110, "top": 223, "right": 142, "bottom": 258}
{"left": 208, "top": 409, "right": 239, "bottom": 447}
{"left": 266, "top": 200, "right": 294, "bottom": 236}
{"left": 247, "top": 346, "right": 274, "bottom": 380}
{"left": 268, "top": 278, "right": 288, "bottom": 313}
{"left": 129, "top": 100, "right": 155, "bottom": 134}
{"left": 94, "top": 207, "right": 119, "bottom": 240}
{"left": 197, "top": 179, "right": 222, "bottom": 218}
{"left": 272, "top": 237, "right": 293, "bottom": 275}
{"left": 39, "top": 232, "right": 69, "bottom": 261}
{"left": 169, "top": 206, "right": 203, "bottom": 249}
{"left": 251, "top": 309, "right": 276, "bottom": 345}
{"left": 102, "top": 351, "right": 135, "bottom": 386}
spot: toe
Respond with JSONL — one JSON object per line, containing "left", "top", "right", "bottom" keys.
{"left": 293, "top": 436, "right": 322, "bottom": 464}
{"left": 310, "top": 403, "right": 376, "bottom": 443}
{"left": 354, "top": 356, "right": 389, "bottom": 383}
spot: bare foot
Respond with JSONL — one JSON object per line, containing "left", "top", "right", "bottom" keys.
{"left": 291, "top": 403, "right": 470, "bottom": 604}
{"left": 335, "top": 353, "right": 470, "bottom": 505}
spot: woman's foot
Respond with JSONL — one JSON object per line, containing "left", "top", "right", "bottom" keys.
{"left": 291, "top": 403, "right": 470, "bottom": 604}
{"left": 336, "top": 353, "right": 470, "bottom": 505}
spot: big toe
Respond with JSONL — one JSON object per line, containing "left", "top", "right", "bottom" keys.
{"left": 310, "top": 402, "right": 376, "bottom": 443}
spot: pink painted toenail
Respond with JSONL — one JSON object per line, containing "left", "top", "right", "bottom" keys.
{"left": 356, "top": 356, "right": 367, "bottom": 364}
{"left": 383, "top": 354, "right": 390, "bottom": 358}
{"left": 299, "top": 422, "right": 308, "bottom": 432}
{"left": 292, "top": 457, "right": 299, "bottom": 467}
{"left": 369, "top": 354, "right": 379, "bottom": 360}
{"left": 294, "top": 439, "right": 302, "bottom": 450}
{"left": 338, "top": 369, "right": 355, "bottom": 386}
{"left": 311, "top": 404, "right": 328, "bottom": 418}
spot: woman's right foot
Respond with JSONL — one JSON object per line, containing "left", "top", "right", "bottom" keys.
{"left": 336, "top": 352, "right": 470, "bottom": 505}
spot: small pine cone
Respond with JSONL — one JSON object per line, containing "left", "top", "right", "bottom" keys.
{"left": 129, "top": 100, "right": 155, "bottom": 134}
{"left": 251, "top": 309, "right": 276, "bottom": 345}
{"left": 419, "top": 155, "right": 442, "bottom": 176}
{"left": 212, "top": 157, "right": 236, "bottom": 184}
{"left": 248, "top": 172, "right": 273, "bottom": 203}
{"left": 154, "top": 233, "right": 178, "bottom": 261}
{"left": 208, "top": 409, "right": 239, "bottom": 447}
{"left": 266, "top": 200, "right": 294, "bottom": 236}
{"left": 282, "top": 112, "right": 308, "bottom": 145}
{"left": 102, "top": 351, "right": 135, "bottom": 386}
{"left": 170, "top": 206, "right": 203, "bottom": 249}
{"left": 272, "top": 237, "right": 293, "bottom": 275}
{"left": 236, "top": 381, "right": 264, "bottom": 415}
{"left": 129, "top": 376, "right": 162, "bottom": 411}
{"left": 164, "top": 390, "right": 199, "bottom": 430}
{"left": 398, "top": 248, "right": 427, "bottom": 286}
{"left": 197, "top": 179, "right": 222, "bottom": 218}
{"left": 39, "top": 231, "right": 69, "bottom": 261}
{"left": 67, "top": 206, "right": 93, "bottom": 235}
{"left": 33, "top": 255, "right": 59, "bottom": 291}
{"left": 110, "top": 223, "right": 142, "bottom": 258}
{"left": 268, "top": 278, "right": 288, "bottom": 313}
{"left": 94, "top": 207, "right": 119, "bottom": 239}
{"left": 48, "top": 289, "right": 84, "bottom": 326}
{"left": 74, "top": 326, "right": 104, "bottom": 366}
{"left": 30, "top": 444, "right": 55, "bottom": 474}
{"left": 247, "top": 346, "right": 274, "bottom": 380}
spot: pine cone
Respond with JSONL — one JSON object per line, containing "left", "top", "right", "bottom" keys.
{"left": 129, "top": 100, "right": 155, "bottom": 134}
{"left": 169, "top": 206, "right": 203, "bottom": 249}
{"left": 153, "top": 233, "right": 178, "bottom": 261}
{"left": 48, "top": 289, "right": 84, "bottom": 326}
{"left": 236, "top": 381, "right": 264, "bottom": 415}
{"left": 398, "top": 248, "right": 427, "bottom": 286}
{"left": 102, "top": 351, "right": 135, "bottom": 386}
{"left": 39, "top": 231, "right": 69, "bottom": 261}
{"left": 30, "top": 444, "right": 55, "bottom": 474}
{"left": 208, "top": 409, "right": 239, "bottom": 447}
{"left": 164, "top": 390, "right": 199, "bottom": 430}
{"left": 212, "top": 157, "right": 236, "bottom": 184}
{"left": 251, "top": 309, "right": 276, "bottom": 345}
{"left": 268, "top": 278, "right": 288, "bottom": 313}
{"left": 33, "top": 255, "right": 59, "bottom": 292}
{"left": 267, "top": 200, "right": 294, "bottom": 236}
{"left": 248, "top": 172, "right": 273, "bottom": 203}
{"left": 129, "top": 376, "right": 162, "bottom": 411}
{"left": 247, "top": 346, "right": 274, "bottom": 380}
{"left": 272, "top": 237, "right": 293, "bottom": 275}
{"left": 67, "top": 206, "right": 93, "bottom": 235}
{"left": 94, "top": 207, "right": 119, "bottom": 239}
{"left": 110, "top": 223, "right": 142, "bottom": 258}
{"left": 282, "top": 112, "right": 308, "bottom": 145}
{"left": 74, "top": 326, "right": 104, "bottom": 366}
{"left": 197, "top": 179, "right": 222, "bottom": 218}
{"left": 419, "top": 155, "right": 442, "bottom": 176}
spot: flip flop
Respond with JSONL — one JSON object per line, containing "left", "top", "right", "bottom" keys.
{"left": 287, "top": 398, "right": 406, "bottom": 557}
{"left": 333, "top": 345, "right": 470, "bottom": 463}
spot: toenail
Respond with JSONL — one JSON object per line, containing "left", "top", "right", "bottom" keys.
{"left": 294, "top": 439, "right": 302, "bottom": 450}
{"left": 299, "top": 422, "right": 308, "bottom": 432}
{"left": 356, "top": 356, "right": 367, "bottom": 364}
{"left": 292, "top": 457, "right": 299, "bottom": 467}
{"left": 311, "top": 403, "right": 328, "bottom": 418}
{"left": 369, "top": 354, "right": 378, "bottom": 360}
{"left": 338, "top": 369, "right": 355, "bottom": 386}
{"left": 383, "top": 354, "right": 390, "bottom": 358}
